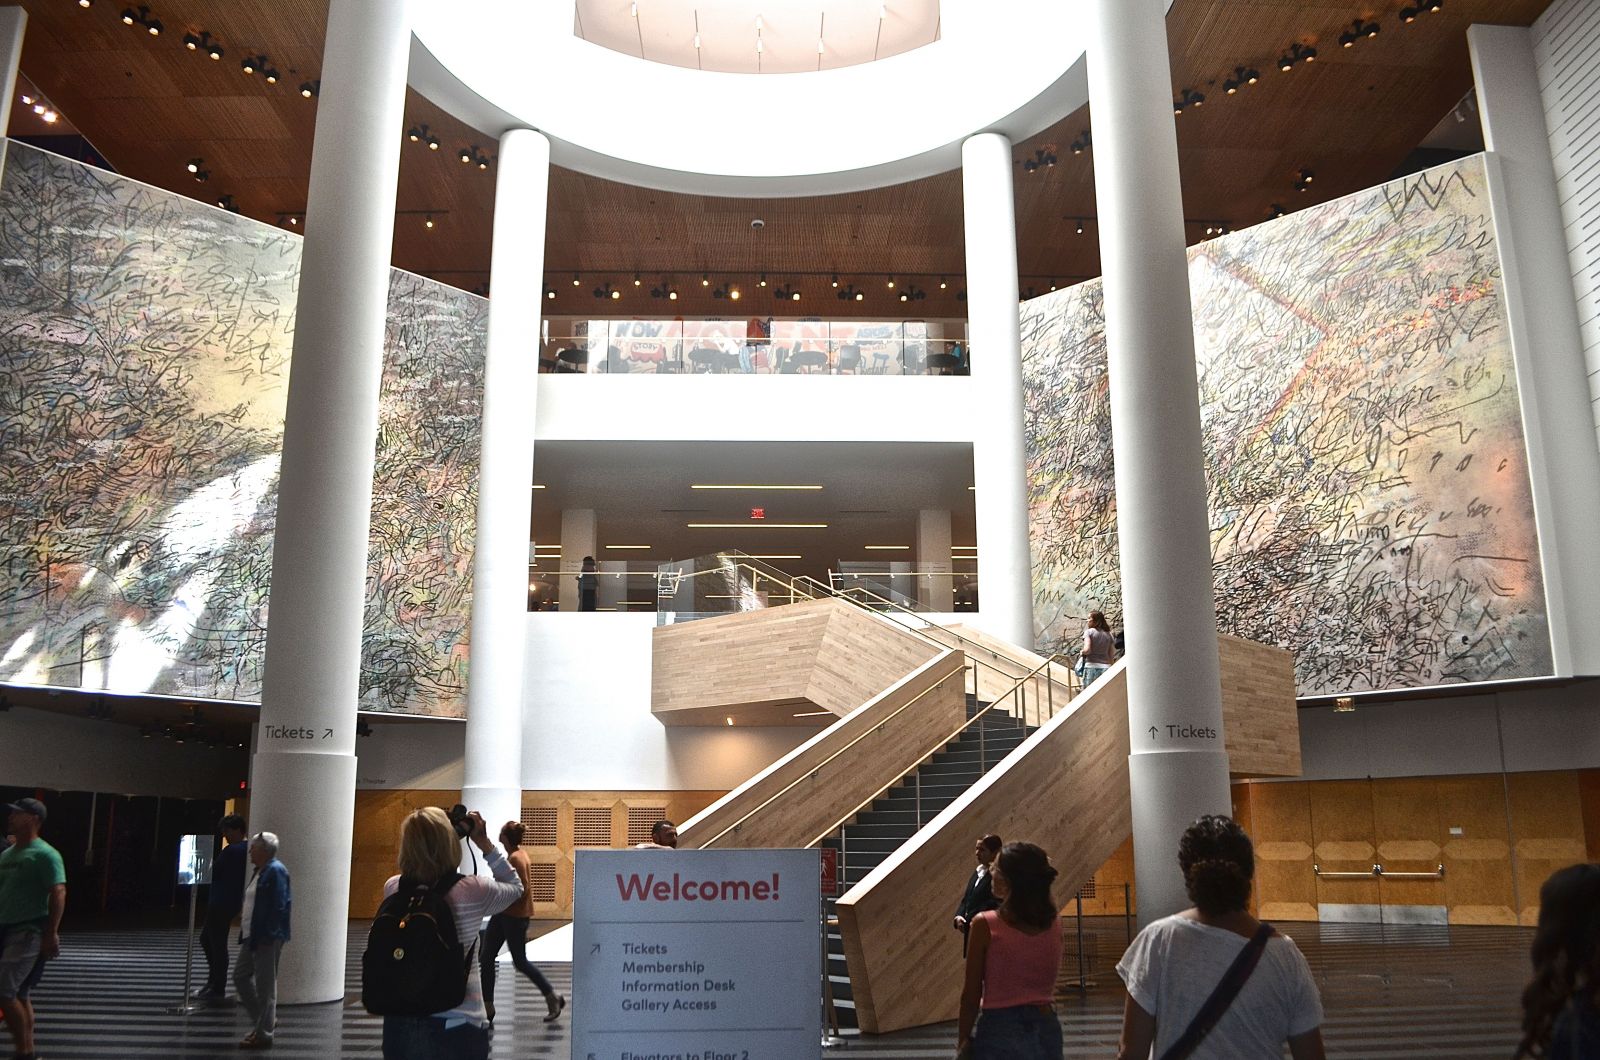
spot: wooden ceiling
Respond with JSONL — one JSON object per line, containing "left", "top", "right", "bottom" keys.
{"left": 8, "top": 0, "right": 1552, "bottom": 319}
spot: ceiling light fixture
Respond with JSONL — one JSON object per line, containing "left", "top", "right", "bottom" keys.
{"left": 830, "top": 274, "right": 840, "bottom": 287}
{"left": 745, "top": 554, "right": 803, "bottom": 560}
{"left": 545, "top": 288, "right": 556, "bottom": 299}
{"left": 185, "top": 157, "right": 202, "bottom": 174}
{"left": 41, "top": 109, "right": 57, "bottom": 123}
{"left": 1279, "top": 41, "right": 1317, "bottom": 71}
{"left": 690, "top": 484, "right": 823, "bottom": 490}
{"left": 1075, "top": 218, "right": 1087, "bottom": 236}
{"left": 938, "top": 276, "right": 948, "bottom": 289}
{"left": 215, "top": 193, "right": 239, "bottom": 213}
{"left": 886, "top": 275, "right": 896, "bottom": 288}
{"left": 1267, "top": 203, "right": 1287, "bottom": 219}
{"left": 633, "top": 272, "right": 642, "bottom": 286}
{"left": 1339, "top": 18, "right": 1381, "bottom": 47}
{"left": 593, "top": 282, "right": 621, "bottom": 300}
{"left": 773, "top": 283, "right": 799, "bottom": 301}
{"left": 1174, "top": 87, "right": 1206, "bottom": 115}
{"left": 299, "top": 79, "right": 320, "bottom": 99}
{"left": 1021, "top": 147, "right": 1058, "bottom": 173}
{"left": 650, "top": 280, "right": 678, "bottom": 300}
{"left": 573, "top": 273, "right": 581, "bottom": 286}
{"left": 864, "top": 545, "right": 910, "bottom": 550}
{"left": 78, "top": 0, "right": 91, "bottom": 7}
{"left": 1223, "top": 65, "right": 1260, "bottom": 94}
{"left": 1069, "top": 130, "right": 1092, "bottom": 155}
{"left": 1296, "top": 168, "right": 1315, "bottom": 192}
{"left": 898, "top": 284, "right": 926, "bottom": 303}
{"left": 424, "top": 214, "right": 435, "bottom": 229}
{"left": 687, "top": 522, "right": 828, "bottom": 529}
{"left": 758, "top": 273, "right": 768, "bottom": 287}
{"left": 701, "top": 273, "right": 711, "bottom": 286}
{"left": 605, "top": 544, "right": 651, "bottom": 549}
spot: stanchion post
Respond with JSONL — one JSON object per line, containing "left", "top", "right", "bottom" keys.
{"left": 1075, "top": 891, "right": 1086, "bottom": 987}
{"left": 167, "top": 881, "right": 200, "bottom": 1015}
{"left": 1124, "top": 881, "right": 1133, "bottom": 944}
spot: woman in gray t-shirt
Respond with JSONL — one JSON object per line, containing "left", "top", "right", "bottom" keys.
{"left": 1115, "top": 816, "right": 1325, "bottom": 1060}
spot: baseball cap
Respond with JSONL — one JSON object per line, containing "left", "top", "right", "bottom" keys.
{"left": 3, "top": 797, "right": 46, "bottom": 822}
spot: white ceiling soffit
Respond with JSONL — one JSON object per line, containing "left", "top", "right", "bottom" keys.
{"left": 408, "top": 1, "right": 1155, "bottom": 197}
{"left": 572, "top": 0, "right": 941, "bottom": 76}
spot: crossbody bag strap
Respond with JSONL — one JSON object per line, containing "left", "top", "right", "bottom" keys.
{"left": 1156, "top": 923, "right": 1276, "bottom": 1060}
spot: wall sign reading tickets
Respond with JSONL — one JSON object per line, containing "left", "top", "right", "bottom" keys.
{"left": 573, "top": 848, "right": 822, "bottom": 1059}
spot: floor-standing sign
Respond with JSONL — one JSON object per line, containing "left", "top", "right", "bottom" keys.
{"left": 166, "top": 833, "right": 215, "bottom": 1015}
{"left": 574, "top": 848, "right": 822, "bottom": 1059}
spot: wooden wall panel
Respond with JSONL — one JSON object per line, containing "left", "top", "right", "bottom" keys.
{"left": 652, "top": 598, "right": 940, "bottom": 725}
{"left": 1581, "top": 770, "right": 1600, "bottom": 861}
{"left": 1074, "top": 836, "right": 1135, "bottom": 917}
{"left": 679, "top": 654, "right": 968, "bottom": 850}
{"left": 350, "top": 788, "right": 458, "bottom": 917}
{"left": 1308, "top": 780, "right": 1380, "bottom": 911}
{"left": 1436, "top": 775, "right": 1516, "bottom": 925}
{"left": 1244, "top": 781, "right": 1318, "bottom": 922}
{"left": 1507, "top": 772, "right": 1590, "bottom": 927}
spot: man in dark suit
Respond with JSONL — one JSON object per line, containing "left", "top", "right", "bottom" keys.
{"left": 953, "top": 834, "right": 1002, "bottom": 954}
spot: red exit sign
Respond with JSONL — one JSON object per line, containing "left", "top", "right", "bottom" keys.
{"left": 750, "top": 507, "right": 765, "bottom": 520}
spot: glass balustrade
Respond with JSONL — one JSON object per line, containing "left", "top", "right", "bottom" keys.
{"left": 538, "top": 318, "right": 970, "bottom": 376}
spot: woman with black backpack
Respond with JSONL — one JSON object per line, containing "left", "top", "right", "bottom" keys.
{"left": 366, "top": 807, "right": 523, "bottom": 1059}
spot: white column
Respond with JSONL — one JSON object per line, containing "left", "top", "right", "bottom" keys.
{"left": 460, "top": 128, "right": 551, "bottom": 841}
{"left": 1468, "top": 26, "right": 1600, "bottom": 678}
{"left": 961, "top": 132, "right": 1035, "bottom": 649}
{"left": 248, "top": 0, "right": 411, "bottom": 1004}
{"left": 917, "top": 508, "right": 953, "bottom": 612}
{"left": 560, "top": 509, "right": 597, "bottom": 611}
{"left": 1088, "top": 0, "right": 1230, "bottom": 927}
{"left": 0, "top": 7, "right": 26, "bottom": 138}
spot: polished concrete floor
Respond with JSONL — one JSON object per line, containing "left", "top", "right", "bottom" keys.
{"left": 26, "top": 918, "right": 1531, "bottom": 1058}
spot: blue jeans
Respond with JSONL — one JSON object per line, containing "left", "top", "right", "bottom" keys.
{"left": 973, "top": 1003, "right": 1062, "bottom": 1059}
{"left": 382, "top": 1015, "right": 490, "bottom": 1060}
{"left": 1081, "top": 663, "right": 1109, "bottom": 687}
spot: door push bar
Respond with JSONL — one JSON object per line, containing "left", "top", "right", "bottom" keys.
{"left": 1313, "top": 863, "right": 1446, "bottom": 879}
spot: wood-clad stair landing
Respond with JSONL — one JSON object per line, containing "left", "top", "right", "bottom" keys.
{"left": 664, "top": 605, "right": 1302, "bottom": 1037}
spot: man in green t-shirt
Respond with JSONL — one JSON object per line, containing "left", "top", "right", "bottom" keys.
{"left": 0, "top": 797, "right": 66, "bottom": 1060}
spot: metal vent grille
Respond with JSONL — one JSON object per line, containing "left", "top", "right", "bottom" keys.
{"left": 573, "top": 806, "right": 614, "bottom": 847}
{"left": 1076, "top": 877, "right": 1097, "bottom": 900}
{"left": 519, "top": 807, "right": 558, "bottom": 847}
{"left": 626, "top": 806, "right": 669, "bottom": 846}
{"left": 528, "top": 862, "right": 557, "bottom": 903}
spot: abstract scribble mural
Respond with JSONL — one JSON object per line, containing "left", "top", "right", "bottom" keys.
{"left": 0, "top": 142, "right": 486, "bottom": 715}
{"left": 1023, "top": 155, "right": 1552, "bottom": 695}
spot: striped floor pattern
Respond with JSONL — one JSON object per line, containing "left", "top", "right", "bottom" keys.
{"left": 25, "top": 920, "right": 1531, "bottom": 1058}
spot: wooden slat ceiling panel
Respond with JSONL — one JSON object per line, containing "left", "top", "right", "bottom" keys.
{"left": 6, "top": 0, "right": 1556, "bottom": 316}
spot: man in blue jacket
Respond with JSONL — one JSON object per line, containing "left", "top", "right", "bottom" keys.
{"left": 235, "top": 832, "right": 290, "bottom": 1050}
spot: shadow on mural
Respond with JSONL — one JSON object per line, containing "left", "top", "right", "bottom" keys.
{"left": 1023, "top": 155, "right": 1552, "bottom": 696}
{"left": 0, "top": 142, "right": 485, "bottom": 716}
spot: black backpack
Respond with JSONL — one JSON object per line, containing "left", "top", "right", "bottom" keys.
{"left": 361, "top": 873, "right": 475, "bottom": 1016}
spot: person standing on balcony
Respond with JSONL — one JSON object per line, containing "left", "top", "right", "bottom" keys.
{"left": 954, "top": 834, "right": 1003, "bottom": 956}
{"left": 578, "top": 557, "right": 598, "bottom": 612}
{"left": 1078, "top": 611, "right": 1117, "bottom": 686}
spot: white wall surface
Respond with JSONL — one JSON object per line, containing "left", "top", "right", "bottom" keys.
{"left": 1533, "top": 0, "right": 1600, "bottom": 446}
{"left": 521, "top": 611, "right": 819, "bottom": 789}
{"left": 354, "top": 719, "right": 465, "bottom": 789}
{"left": 0, "top": 706, "right": 245, "bottom": 798}
{"left": 1288, "top": 680, "right": 1600, "bottom": 782}
{"left": 535, "top": 375, "right": 977, "bottom": 443}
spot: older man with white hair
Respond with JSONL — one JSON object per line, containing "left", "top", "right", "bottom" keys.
{"left": 234, "top": 831, "right": 291, "bottom": 1050}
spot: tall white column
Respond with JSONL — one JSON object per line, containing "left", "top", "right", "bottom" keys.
{"left": 1088, "top": 0, "right": 1230, "bottom": 927}
{"left": 460, "top": 128, "right": 551, "bottom": 840}
{"left": 961, "top": 133, "right": 1035, "bottom": 649}
{"left": 0, "top": 7, "right": 26, "bottom": 138}
{"left": 917, "top": 508, "right": 953, "bottom": 612}
{"left": 248, "top": 0, "right": 412, "bottom": 1003}
{"left": 1468, "top": 26, "right": 1600, "bottom": 678}
{"left": 560, "top": 509, "right": 597, "bottom": 611}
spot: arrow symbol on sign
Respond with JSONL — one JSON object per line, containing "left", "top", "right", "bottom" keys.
{"left": 590, "top": 944, "right": 600, "bottom": 954}
{"left": 1147, "top": 726, "right": 1158, "bottom": 739}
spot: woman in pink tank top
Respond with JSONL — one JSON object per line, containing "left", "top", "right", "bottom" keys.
{"left": 957, "top": 842, "right": 1064, "bottom": 1058}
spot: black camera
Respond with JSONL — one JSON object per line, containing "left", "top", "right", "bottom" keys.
{"left": 447, "top": 803, "right": 472, "bottom": 839}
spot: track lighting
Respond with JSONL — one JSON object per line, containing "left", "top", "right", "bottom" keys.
{"left": 898, "top": 285, "right": 926, "bottom": 303}
{"left": 424, "top": 214, "right": 435, "bottom": 229}
{"left": 121, "top": 4, "right": 159, "bottom": 33}
{"left": 215, "top": 193, "right": 239, "bottom": 213}
{"left": 1278, "top": 42, "right": 1316, "bottom": 71}
{"left": 1021, "top": 147, "right": 1058, "bottom": 173}
{"left": 1202, "top": 222, "right": 1229, "bottom": 236}
{"left": 1400, "top": 0, "right": 1442, "bottom": 21}
{"left": 1296, "top": 168, "right": 1315, "bottom": 192}
{"left": 299, "top": 80, "right": 320, "bottom": 99}
{"left": 758, "top": 273, "right": 767, "bottom": 287}
{"left": 939, "top": 277, "right": 948, "bottom": 289}
{"left": 886, "top": 276, "right": 895, "bottom": 288}
{"left": 1174, "top": 87, "right": 1206, "bottom": 115}
{"left": 1267, "top": 203, "right": 1287, "bottom": 219}
{"left": 701, "top": 273, "right": 711, "bottom": 286}
{"left": 633, "top": 273, "right": 643, "bottom": 286}
{"left": 1339, "top": 19, "right": 1381, "bottom": 47}
{"left": 712, "top": 282, "right": 739, "bottom": 300}
{"left": 1223, "top": 66, "right": 1259, "bottom": 94}
{"left": 407, "top": 124, "right": 425, "bottom": 143}
{"left": 650, "top": 280, "right": 678, "bottom": 300}
{"left": 1069, "top": 130, "right": 1091, "bottom": 155}
{"left": 837, "top": 284, "right": 862, "bottom": 301}
{"left": 263, "top": 68, "right": 279, "bottom": 84}
{"left": 41, "top": 110, "right": 57, "bottom": 123}
{"left": 78, "top": 0, "right": 91, "bottom": 7}
{"left": 773, "top": 284, "right": 799, "bottom": 301}
{"left": 830, "top": 274, "right": 839, "bottom": 287}
{"left": 546, "top": 288, "right": 557, "bottom": 299}
{"left": 457, "top": 145, "right": 491, "bottom": 169}
{"left": 184, "top": 30, "right": 223, "bottom": 60}
{"left": 573, "top": 274, "right": 581, "bottom": 286}
{"left": 185, "top": 157, "right": 202, "bottom": 174}
{"left": 241, "top": 54, "right": 261, "bottom": 75}
{"left": 594, "top": 282, "right": 621, "bottom": 300}
{"left": 1075, "top": 218, "right": 1086, "bottom": 236}
{"left": 277, "top": 213, "right": 300, "bottom": 227}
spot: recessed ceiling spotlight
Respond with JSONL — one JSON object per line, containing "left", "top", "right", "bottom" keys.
{"left": 939, "top": 277, "right": 948, "bottom": 289}
{"left": 633, "top": 272, "right": 642, "bottom": 286}
{"left": 78, "top": 0, "right": 91, "bottom": 7}
{"left": 758, "top": 273, "right": 768, "bottom": 287}
{"left": 424, "top": 214, "right": 435, "bottom": 229}
{"left": 299, "top": 80, "right": 320, "bottom": 99}
{"left": 546, "top": 288, "right": 556, "bottom": 299}
{"left": 263, "top": 68, "right": 279, "bottom": 84}
{"left": 18, "top": 94, "right": 30, "bottom": 105}
{"left": 185, "top": 157, "right": 202, "bottom": 174}
{"left": 830, "top": 273, "right": 839, "bottom": 287}
{"left": 41, "top": 110, "right": 57, "bottom": 123}
{"left": 701, "top": 273, "right": 711, "bottom": 286}
{"left": 241, "top": 55, "right": 257, "bottom": 75}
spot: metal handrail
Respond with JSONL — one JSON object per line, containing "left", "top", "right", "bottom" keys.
{"left": 694, "top": 660, "right": 969, "bottom": 849}
{"left": 1313, "top": 863, "right": 1446, "bottom": 880}
{"left": 806, "top": 651, "right": 1073, "bottom": 850}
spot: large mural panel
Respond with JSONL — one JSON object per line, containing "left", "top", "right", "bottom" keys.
{"left": 0, "top": 142, "right": 486, "bottom": 715}
{"left": 1023, "top": 156, "right": 1553, "bottom": 696}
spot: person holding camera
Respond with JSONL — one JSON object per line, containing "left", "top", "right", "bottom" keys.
{"left": 369, "top": 808, "right": 523, "bottom": 1059}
